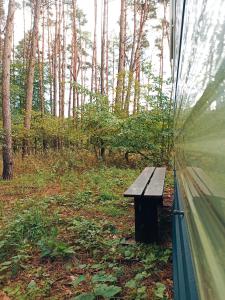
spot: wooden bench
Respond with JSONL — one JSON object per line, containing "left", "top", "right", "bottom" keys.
{"left": 124, "top": 167, "right": 166, "bottom": 243}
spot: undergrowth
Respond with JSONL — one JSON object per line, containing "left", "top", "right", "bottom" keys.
{"left": 0, "top": 154, "right": 173, "bottom": 299}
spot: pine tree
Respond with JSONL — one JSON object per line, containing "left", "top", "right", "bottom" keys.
{"left": 2, "top": 0, "right": 15, "bottom": 179}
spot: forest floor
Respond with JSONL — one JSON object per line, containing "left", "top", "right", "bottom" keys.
{"left": 0, "top": 151, "right": 173, "bottom": 300}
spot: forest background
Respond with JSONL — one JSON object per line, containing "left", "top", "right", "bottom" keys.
{"left": 0, "top": 0, "right": 173, "bottom": 180}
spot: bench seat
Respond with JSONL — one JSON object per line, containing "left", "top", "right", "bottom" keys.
{"left": 124, "top": 167, "right": 166, "bottom": 243}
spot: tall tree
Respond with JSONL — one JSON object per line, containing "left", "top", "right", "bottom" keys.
{"left": 91, "top": 0, "right": 97, "bottom": 96}
{"left": 38, "top": 7, "right": 45, "bottom": 115}
{"left": 23, "top": 0, "right": 41, "bottom": 156}
{"left": 2, "top": 0, "right": 15, "bottom": 179}
{"left": 101, "top": 0, "right": 107, "bottom": 95}
{"left": 53, "top": 0, "right": 58, "bottom": 116}
{"left": 115, "top": 0, "right": 126, "bottom": 113}
{"left": 57, "top": 0, "right": 62, "bottom": 117}
{"left": 61, "top": 0, "right": 66, "bottom": 119}
{"left": 124, "top": 0, "right": 150, "bottom": 114}
{"left": 105, "top": 0, "right": 109, "bottom": 97}
{"left": 0, "top": 0, "right": 5, "bottom": 65}
{"left": 71, "top": 0, "right": 78, "bottom": 120}
{"left": 47, "top": 6, "right": 53, "bottom": 114}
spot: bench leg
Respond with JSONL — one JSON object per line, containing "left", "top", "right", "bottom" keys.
{"left": 134, "top": 197, "right": 159, "bottom": 243}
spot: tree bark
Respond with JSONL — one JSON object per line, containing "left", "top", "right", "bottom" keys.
{"left": 115, "top": 0, "right": 126, "bottom": 113}
{"left": 72, "top": 0, "right": 78, "bottom": 121}
{"left": 38, "top": 9, "right": 45, "bottom": 115}
{"left": 91, "top": 0, "right": 97, "bottom": 97}
{"left": 101, "top": 0, "right": 107, "bottom": 95}
{"left": 23, "top": 0, "right": 41, "bottom": 157}
{"left": 61, "top": 0, "right": 66, "bottom": 119}
{"left": 2, "top": 0, "right": 15, "bottom": 180}
{"left": 47, "top": 7, "right": 53, "bottom": 114}
{"left": 105, "top": 0, "right": 109, "bottom": 97}
{"left": 0, "top": 0, "right": 4, "bottom": 65}
{"left": 124, "top": 0, "right": 148, "bottom": 115}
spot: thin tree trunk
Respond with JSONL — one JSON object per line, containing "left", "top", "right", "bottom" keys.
{"left": 115, "top": 0, "right": 126, "bottom": 113}
{"left": 112, "top": 39, "right": 115, "bottom": 103}
{"left": 53, "top": 0, "right": 58, "bottom": 116}
{"left": 0, "top": 0, "right": 4, "bottom": 65}
{"left": 47, "top": 8, "right": 53, "bottom": 114}
{"left": 2, "top": 0, "right": 15, "bottom": 179}
{"left": 101, "top": 0, "right": 107, "bottom": 95}
{"left": 124, "top": 0, "right": 136, "bottom": 112}
{"left": 23, "top": 0, "right": 41, "bottom": 157}
{"left": 121, "top": 0, "right": 127, "bottom": 108}
{"left": 105, "top": 0, "right": 109, "bottom": 97}
{"left": 72, "top": 0, "right": 78, "bottom": 121}
{"left": 133, "top": 51, "right": 140, "bottom": 114}
{"left": 124, "top": 0, "right": 148, "bottom": 115}
{"left": 61, "top": 0, "right": 66, "bottom": 119}
{"left": 38, "top": 10, "right": 45, "bottom": 115}
{"left": 91, "top": 0, "right": 97, "bottom": 97}
{"left": 58, "top": 0, "right": 62, "bottom": 117}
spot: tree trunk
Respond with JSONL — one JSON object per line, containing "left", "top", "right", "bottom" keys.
{"left": 53, "top": 0, "right": 58, "bottom": 116}
{"left": 72, "top": 0, "right": 78, "bottom": 121}
{"left": 124, "top": 0, "right": 136, "bottom": 113}
{"left": 115, "top": 0, "right": 126, "bottom": 113}
{"left": 133, "top": 49, "right": 140, "bottom": 114}
{"left": 61, "top": 0, "right": 66, "bottom": 119}
{"left": 58, "top": 0, "right": 62, "bottom": 117}
{"left": 105, "top": 0, "right": 109, "bottom": 97}
{"left": 38, "top": 10, "right": 45, "bottom": 115}
{"left": 101, "top": 0, "right": 107, "bottom": 95}
{"left": 0, "top": 0, "right": 5, "bottom": 65}
{"left": 23, "top": 0, "right": 41, "bottom": 157}
{"left": 47, "top": 7, "right": 53, "bottom": 114}
{"left": 91, "top": 0, "right": 97, "bottom": 97}
{"left": 2, "top": 0, "right": 15, "bottom": 180}
{"left": 124, "top": 0, "right": 148, "bottom": 115}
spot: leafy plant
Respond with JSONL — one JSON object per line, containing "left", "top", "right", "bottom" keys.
{"left": 94, "top": 284, "right": 122, "bottom": 298}
{"left": 38, "top": 237, "right": 74, "bottom": 260}
{"left": 71, "top": 275, "right": 86, "bottom": 287}
{"left": 73, "top": 293, "right": 95, "bottom": 300}
{"left": 92, "top": 272, "right": 117, "bottom": 283}
{"left": 98, "top": 192, "right": 116, "bottom": 201}
{"left": 154, "top": 282, "right": 167, "bottom": 299}
{"left": 69, "top": 217, "right": 104, "bottom": 252}
{"left": 0, "top": 207, "right": 56, "bottom": 261}
{"left": 99, "top": 205, "right": 125, "bottom": 217}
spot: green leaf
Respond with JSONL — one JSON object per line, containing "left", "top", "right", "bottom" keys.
{"left": 94, "top": 284, "right": 122, "bottom": 298}
{"left": 134, "top": 271, "right": 148, "bottom": 282}
{"left": 0, "top": 261, "right": 12, "bottom": 266}
{"left": 125, "top": 279, "right": 137, "bottom": 289}
{"left": 73, "top": 293, "right": 95, "bottom": 300}
{"left": 91, "top": 263, "right": 105, "bottom": 270}
{"left": 92, "top": 273, "right": 117, "bottom": 283}
{"left": 124, "top": 249, "right": 134, "bottom": 259}
{"left": 72, "top": 275, "right": 86, "bottom": 287}
{"left": 154, "top": 282, "right": 166, "bottom": 299}
{"left": 137, "top": 286, "right": 147, "bottom": 299}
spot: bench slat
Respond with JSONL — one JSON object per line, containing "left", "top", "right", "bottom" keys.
{"left": 144, "top": 167, "right": 166, "bottom": 197}
{"left": 124, "top": 167, "right": 155, "bottom": 197}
